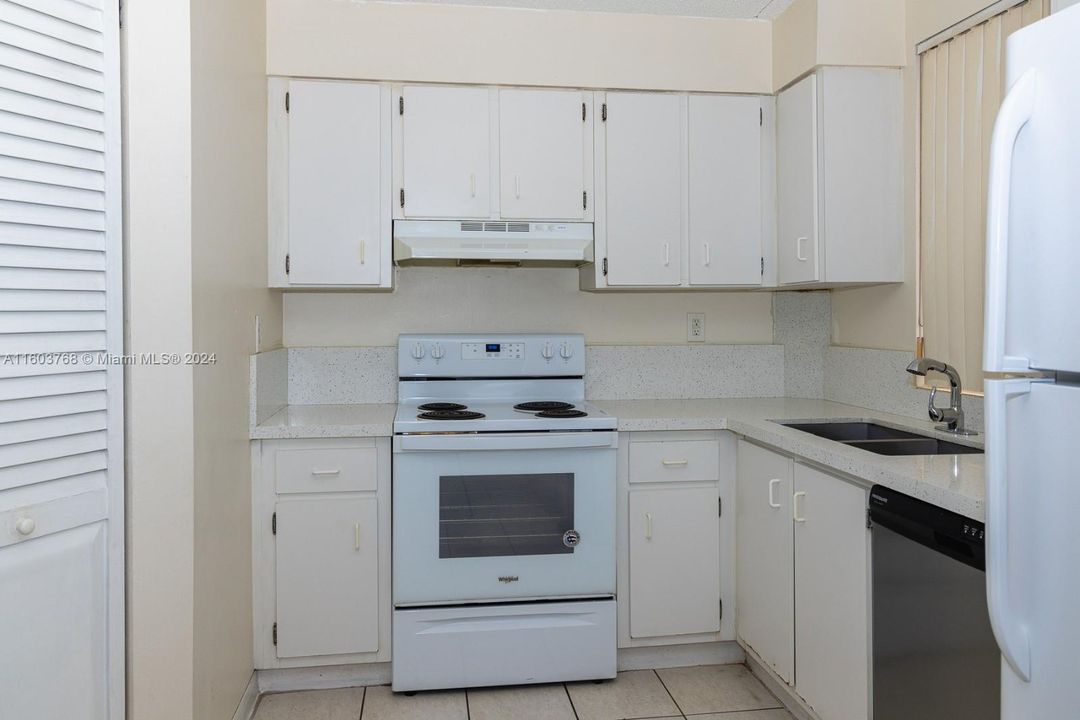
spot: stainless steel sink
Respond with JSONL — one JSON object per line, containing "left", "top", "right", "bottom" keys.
{"left": 779, "top": 421, "right": 983, "bottom": 456}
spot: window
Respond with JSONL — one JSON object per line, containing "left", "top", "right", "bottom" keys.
{"left": 916, "top": 0, "right": 1047, "bottom": 392}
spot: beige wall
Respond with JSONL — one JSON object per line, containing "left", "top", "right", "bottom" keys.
{"left": 772, "top": 0, "right": 906, "bottom": 89}
{"left": 125, "top": 0, "right": 281, "bottom": 718}
{"left": 267, "top": 0, "right": 773, "bottom": 93}
{"left": 122, "top": 1, "right": 196, "bottom": 718}
{"left": 830, "top": 0, "right": 993, "bottom": 350}
{"left": 284, "top": 268, "right": 775, "bottom": 347}
{"left": 190, "top": 0, "right": 282, "bottom": 718}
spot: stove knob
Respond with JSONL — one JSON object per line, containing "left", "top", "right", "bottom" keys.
{"left": 411, "top": 342, "right": 425, "bottom": 360}
{"left": 541, "top": 342, "right": 554, "bottom": 360}
{"left": 431, "top": 343, "right": 445, "bottom": 360}
{"left": 559, "top": 343, "right": 573, "bottom": 359}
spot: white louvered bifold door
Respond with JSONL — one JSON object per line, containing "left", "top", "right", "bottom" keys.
{"left": 0, "top": 1, "right": 123, "bottom": 719}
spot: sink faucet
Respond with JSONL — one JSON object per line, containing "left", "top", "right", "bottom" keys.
{"left": 905, "top": 358, "right": 977, "bottom": 435}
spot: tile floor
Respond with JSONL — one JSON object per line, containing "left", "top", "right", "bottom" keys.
{"left": 252, "top": 664, "right": 795, "bottom": 720}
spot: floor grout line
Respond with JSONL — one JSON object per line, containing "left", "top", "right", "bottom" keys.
{"left": 464, "top": 686, "right": 471, "bottom": 720}
{"left": 562, "top": 682, "right": 581, "bottom": 720}
{"left": 652, "top": 668, "right": 687, "bottom": 717}
{"left": 357, "top": 685, "right": 366, "bottom": 720}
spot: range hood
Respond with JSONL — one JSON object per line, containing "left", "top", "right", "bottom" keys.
{"left": 393, "top": 220, "right": 594, "bottom": 266}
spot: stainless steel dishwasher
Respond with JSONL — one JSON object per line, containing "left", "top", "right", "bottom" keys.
{"left": 869, "top": 486, "right": 999, "bottom": 720}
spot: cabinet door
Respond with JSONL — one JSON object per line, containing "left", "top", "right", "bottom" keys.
{"left": 628, "top": 487, "right": 720, "bottom": 638}
{"left": 603, "top": 92, "right": 682, "bottom": 286}
{"left": 499, "top": 89, "right": 587, "bottom": 220}
{"left": 276, "top": 496, "right": 379, "bottom": 658}
{"left": 401, "top": 85, "right": 491, "bottom": 218}
{"left": 735, "top": 440, "right": 794, "bottom": 683}
{"left": 777, "top": 74, "right": 820, "bottom": 285}
{"left": 288, "top": 80, "right": 385, "bottom": 285}
{"left": 0, "top": 521, "right": 108, "bottom": 720}
{"left": 794, "top": 464, "right": 869, "bottom": 720}
{"left": 688, "top": 95, "right": 763, "bottom": 286}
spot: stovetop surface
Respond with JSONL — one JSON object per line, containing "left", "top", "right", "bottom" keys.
{"left": 394, "top": 399, "right": 616, "bottom": 434}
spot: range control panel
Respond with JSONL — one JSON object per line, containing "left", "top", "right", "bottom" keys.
{"left": 398, "top": 333, "right": 585, "bottom": 378}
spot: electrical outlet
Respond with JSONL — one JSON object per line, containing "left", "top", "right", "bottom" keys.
{"left": 687, "top": 313, "right": 705, "bottom": 342}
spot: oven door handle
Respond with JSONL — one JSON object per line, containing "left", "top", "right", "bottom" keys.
{"left": 396, "top": 432, "right": 617, "bottom": 452}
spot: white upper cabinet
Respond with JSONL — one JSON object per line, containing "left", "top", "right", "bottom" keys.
{"left": 400, "top": 85, "right": 492, "bottom": 219}
{"left": 499, "top": 89, "right": 591, "bottom": 220}
{"left": 268, "top": 79, "right": 392, "bottom": 288}
{"left": 777, "top": 74, "right": 820, "bottom": 285}
{"left": 601, "top": 92, "right": 684, "bottom": 287}
{"left": 688, "top": 95, "right": 764, "bottom": 286}
{"left": 777, "top": 67, "right": 903, "bottom": 286}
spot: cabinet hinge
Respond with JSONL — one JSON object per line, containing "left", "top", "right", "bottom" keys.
{"left": 602, "top": 258, "right": 608, "bottom": 276}
{"left": 760, "top": 257, "right": 764, "bottom": 276}
{"left": 601, "top": 103, "right": 607, "bottom": 122}
{"left": 399, "top": 188, "right": 405, "bottom": 208}
{"left": 583, "top": 190, "right": 587, "bottom": 210}
{"left": 272, "top": 512, "right": 277, "bottom": 534}
{"left": 285, "top": 92, "right": 290, "bottom": 114}
{"left": 719, "top": 497, "right": 723, "bottom": 517}
{"left": 866, "top": 508, "right": 873, "bottom": 530}
{"left": 759, "top": 107, "right": 763, "bottom": 126}
{"left": 272, "top": 622, "right": 278, "bottom": 646}
{"left": 284, "top": 255, "right": 290, "bottom": 275}
{"left": 719, "top": 598, "right": 724, "bottom": 619}
{"left": 399, "top": 96, "right": 404, "bottom": 115}
{"left": 118, "top": 0, "right": 123, "bottom": 27}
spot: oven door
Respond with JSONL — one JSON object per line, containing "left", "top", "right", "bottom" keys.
{"left": 392, "top": 431, "right": 617, "bottom": 605}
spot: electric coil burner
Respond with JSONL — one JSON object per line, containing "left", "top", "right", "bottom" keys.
{"left": 418, "top": 402, "right": 468, "bottom": 411}
{"left": 392, "top": 333, "right": 617, "bottom": 693}
{"left": 536, "top": 408, "right": 588, "bottom": 418}
{"left": 513, "top": 400, "right": 575, "bottom": 412}
{"left": 417, "top": 409, "right": 485, "bottom": 420}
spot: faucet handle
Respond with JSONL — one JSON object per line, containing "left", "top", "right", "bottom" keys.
{"left": 927, "top": 386, "right": 945, "bottom": 422}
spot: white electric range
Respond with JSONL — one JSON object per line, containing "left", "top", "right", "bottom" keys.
{"left": 391, "top": 333, "right": 617, "bottom": 692}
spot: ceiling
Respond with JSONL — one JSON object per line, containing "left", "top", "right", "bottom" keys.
{"left": 371, "top": 0, "right": 796, "bottom": 20}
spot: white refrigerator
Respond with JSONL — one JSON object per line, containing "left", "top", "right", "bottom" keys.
{"left": 984, "top": 4, "right": 1080, "bottom": 718}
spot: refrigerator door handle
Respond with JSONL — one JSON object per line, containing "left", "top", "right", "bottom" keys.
{"left": 985, "top": 69, "right": 1037, "bottom": 374}
{"left": 985, "top": 378, "right": 1035, "bottom": 682}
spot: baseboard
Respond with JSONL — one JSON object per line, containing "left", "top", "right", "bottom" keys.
{"left": 741, "top": 643, "right": 817, "bottom": 720}
{"left": 257, "top": 662, "right": 392, "bottom": 694}
{"left": 231, "top": 672, "right": 260, "bottom": 720}
{"left": 616, "top": 641, "right": 744, "bottom": 671}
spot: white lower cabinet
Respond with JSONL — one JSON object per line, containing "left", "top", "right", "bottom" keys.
{"left": 275, "top": 496, "right": 379, "bottom": 658}
{"left": 736, "top": 439, "right": 870, "bottom": 720}
{"left": 619, "top": 432, "right": 734, "bottom": 646}
{"left": 629, "top": 487, "right": 721, "bottom": 637}
{"left": 736, "top": 439, "right": 795, "bottom": 683}
{"left": 793, "top": 463, "right": 870, "bottom": 720}
{"left": 254, "top": 437, "right": 391, "bottom": 668}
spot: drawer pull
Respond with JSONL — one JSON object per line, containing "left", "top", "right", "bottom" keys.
{"left": 768, "top": 478, "right": 782, "bottom": 508}
{"left": 793, "top": 491, "right": 807, "bottom": 522}
{"left": 661, "top": 459, "right": 688, "bottom": 467}
{"left": 311, "top": 469, "right": 341, "bottom": 477}
{"left": 644, "top": 512, "right": 653, "bottom": 540}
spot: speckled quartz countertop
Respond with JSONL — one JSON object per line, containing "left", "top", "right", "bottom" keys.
{"left": 251, "top": 403, "right": 397, "bottom": 440}
{"left": 593, "top": 397, "right": 986, "bottom": 521}
{"left": 251, "top": 397, "right": 985, "bottom": 521}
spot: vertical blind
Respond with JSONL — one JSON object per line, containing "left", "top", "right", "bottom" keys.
{"left": 917, "top": 0, "right": 1047, "bottom": 391}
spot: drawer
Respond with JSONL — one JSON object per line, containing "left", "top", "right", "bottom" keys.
{"left": 629, "top": 440, "right": 719, "bottom": 484}
{"left": 275, "top": 446, "right": 378, "bottom": 494}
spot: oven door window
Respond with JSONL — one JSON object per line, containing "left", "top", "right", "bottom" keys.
{"left": 440, "top": 473, "right": 574, "bottom": 558}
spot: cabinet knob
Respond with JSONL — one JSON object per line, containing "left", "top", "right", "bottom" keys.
{"left": 15, "top": 517, "right": 36, "bottom": 536}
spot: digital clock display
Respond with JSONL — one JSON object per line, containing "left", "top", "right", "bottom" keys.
{"left": 486, "top": 343, "right": 501, "bottom": 353}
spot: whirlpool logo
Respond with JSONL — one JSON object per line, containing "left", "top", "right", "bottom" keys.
{"left": 498, "top": 575, "right": 519, "bottom": 583}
